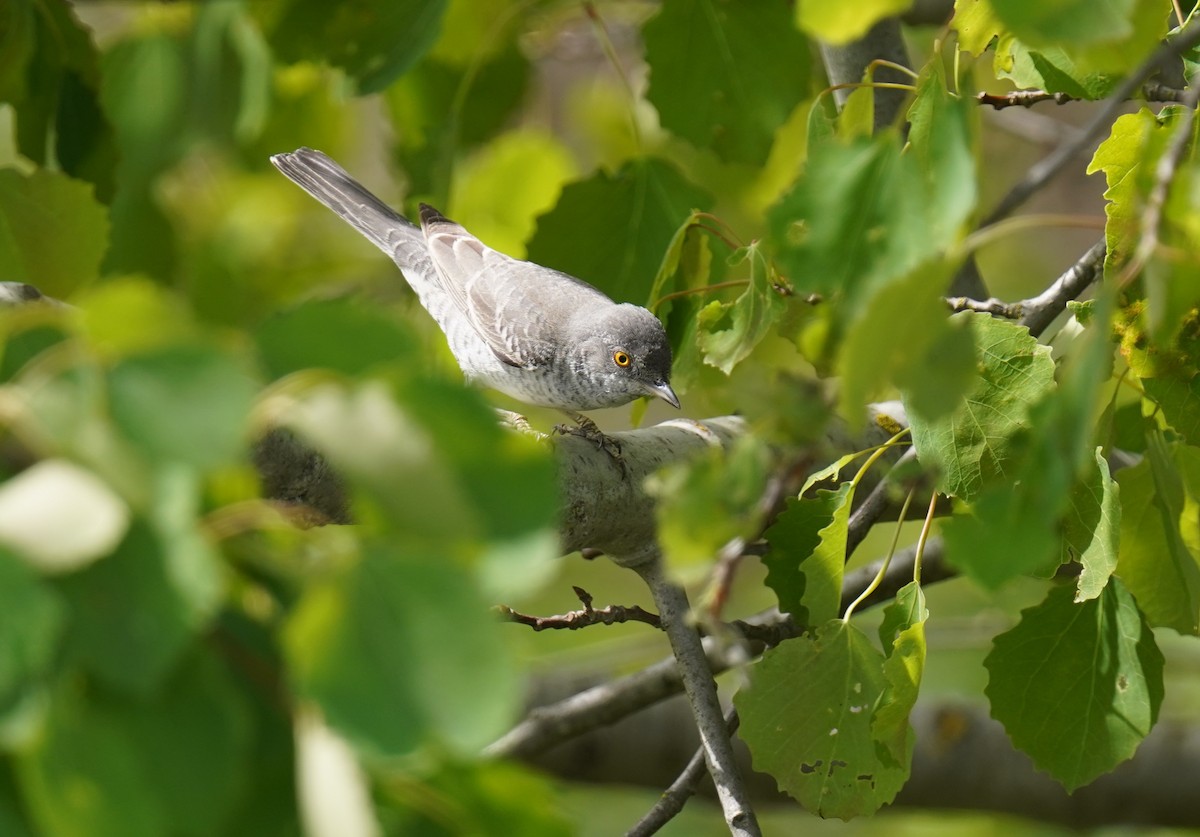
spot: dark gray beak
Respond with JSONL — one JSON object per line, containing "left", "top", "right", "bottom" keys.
{"left": 647, "top": 381, "right": 681, "bottom": 409}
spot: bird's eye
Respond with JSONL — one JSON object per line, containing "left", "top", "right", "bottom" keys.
{"left": 613, "top": 350, "right": 631, "bottom": 368}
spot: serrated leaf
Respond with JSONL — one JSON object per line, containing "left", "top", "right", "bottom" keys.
{"left": 697, "top": 243, "right": 786, "bottom": 374}
{"left": 1068, "top": 448, "right": 1120, "bottom": 601}
{"left": 984, "top": 579, "right": 1164, "bottom": 790}
{"left": 0, "top": 168, "right": 108, "bottom": 298}
{"left": 735, "top": 619, "right": 909, "bottom": 819}
{"left": 796, "top": 0, "right": 913, "bottom": 45}
{"left": 644, "top": 0, "right": 810, "bottom": 164}
{"left": 762, "top": 484, "right": 853, "bottom": 620}
{"left": 527, "top": 158, "right": 712, "bottom": 306}
{"left": 907, "top": 312, "right": 1055, "bottom": 500}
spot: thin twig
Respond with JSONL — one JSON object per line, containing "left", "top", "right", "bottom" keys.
{"left": 627, "top": 708, "right": 741, "bottom": 837}
{"left": 977, "top": 89, "right": 1079, "bottom": 109}
{"left": 944, "top": 236, "right": 1108, "bottom": 335}
{"left": 983, "top": 19, "right": 1200, "bottom": 225}
{"left": 1019, "top": 238, "right": 1107, "bottom": 337}
{"left": 496, "top": 587, "right": 662, "bottom": 631}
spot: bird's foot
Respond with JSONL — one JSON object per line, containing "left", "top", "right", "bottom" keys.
{"left": 495, "top": 408, "right": 545, "bottom": 439}
{"left": 554, "top": 412, "right": 625, "bottom": 470}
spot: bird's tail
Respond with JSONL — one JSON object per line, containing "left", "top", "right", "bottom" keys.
{"left": 270, "top": 148, "right": 422, "bottom": 258}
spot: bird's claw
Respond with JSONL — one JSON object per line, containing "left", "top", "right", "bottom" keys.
{"left": 554, "top": 414, "right": 626, "bottom": 472}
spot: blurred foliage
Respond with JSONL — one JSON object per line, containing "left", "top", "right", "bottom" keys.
{"left": 0, "top": 0, "right": 1198, "bottom": 833}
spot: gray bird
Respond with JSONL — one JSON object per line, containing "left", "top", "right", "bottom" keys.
{"left": 270, "top": 149, "right": 679, "bottom": 434}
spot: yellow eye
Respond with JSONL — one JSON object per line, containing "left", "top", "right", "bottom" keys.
{"left": 613, "top": 350, "right": 631, "bottom": 368}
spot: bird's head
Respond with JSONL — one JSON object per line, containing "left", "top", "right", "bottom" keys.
{"left": 574, "top": 304, "right": 679, "bottom": 410}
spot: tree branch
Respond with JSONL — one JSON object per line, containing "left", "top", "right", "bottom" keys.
{"left": 983, "top": 19, "right": 1200, "bottom": 226}
{"left": 633, "top": 557, "right": 761, "bottom": 836}
{"left": 627, "top": 708, "right": 741, "bottom": 837}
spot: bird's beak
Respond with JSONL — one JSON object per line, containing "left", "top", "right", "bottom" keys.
{"left": 646, "top": 381, "right": 681, "bottom": 409}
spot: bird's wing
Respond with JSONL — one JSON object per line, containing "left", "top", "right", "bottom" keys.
{"left": 421, "top": 207, "right": 600, "bottom": 369}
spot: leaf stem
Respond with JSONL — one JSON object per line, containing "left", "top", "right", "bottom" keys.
{"left": 842, "top": 486, "right": 915, "bottom": 622}
{"left": 913, "top": 492, "right": 940, "bottom": 585}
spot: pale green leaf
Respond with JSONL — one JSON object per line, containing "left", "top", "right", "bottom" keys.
{"left": 1068, "top": 449, "right": 1121, "bottom": 601}
{"left": 796, "top": 0, "right": 914, "bottom": 45}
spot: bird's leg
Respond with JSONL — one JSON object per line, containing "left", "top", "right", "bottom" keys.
{"left": 554, "top": 410, "right": 624, "bottom": 468}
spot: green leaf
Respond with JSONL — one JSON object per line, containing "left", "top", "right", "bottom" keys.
{"left": 58, "top": 519, "right": 215, "bottom": 696}
{"left": 0, "top": 549, "right": 64, "bottom": 706}
{"left": 953, "top": 0, "right": 1004, "bottom": 56}
{"left": 762, "top": 484, "right": 853, "bottom": 621}
{"left": 255, "top": 297, "right": 418, "bottom": 380}
{"left": 1087, "top": 108, "right": 1168, "bottom": 276}
{"left": 697, "top": 243, "right": 787, "bottom": 374}
{"left": 873, "top": 582, "right": 927, "bottom": 767}
{"left": 386, "top": 44, "right": 531, "bottom": 205}
{"left": 940, "top": 483, "right": 1061, "bottom": 587}
{"left": 991, "top": 0, "right": 1145, "bottom": 46}
{"left": 16, "top": 690, "right": 166, "bottom": 837}
{"left": 769, "top": 135, "right": 921, "bottom": 302}
{"left": 1115, "top": 439, "right": 1200, "bottom": 634}
{"left": 0, "top": 168, "right": 109, "bottom": 298}
{"left": 984, "top": 579, "right": 1164, "bottom": 790}
{"left": 735, "top": 619, "right": 909, "bottom": 819}
{"left": 796, "top": 0, "right": 914, "bottom": 45}
{"left": 107, "top": 345, "right": 259, "bottom": 470}
{"left": 906, "top": 312, "right": 1055, "bottom": 500}
{"left": 1067, "top": 449, "right": 1121, "bottom": 601}
{"left": 995, "top": 37, "right": 1118, "bottom": 98}
{"left": 1144, "top": 371, "right": 1200, "bottom": 447}
{"left": 270, "top": 0, "right": 448, "bottom": 94}
{"left": 385, "top": 760, "right": 573, "bottom": 837}
{"left": 839, "top": 264, "right": 970, "bottom": 424}
{"left": 649, "top": 436, "right": 772, "bottom": 573}
{"left": 643, "top": 0, "right": 810, "bottom": 164}
{"left": 906, "top": 62, "right": 978, "bottom": 243}
{"left": 102, "top": 650, "right": 252, "bottom": 837}
{"left": 284, "top": 546, "right": 520, "bottom": 756}
{"left": 527, "top": 158, "right": 713, "bottom": 306}
{"left": 448, "top": 129, "right": 577, "bottom": 259}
